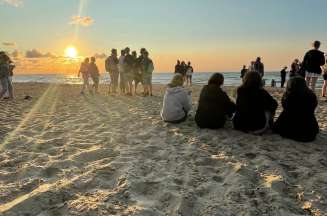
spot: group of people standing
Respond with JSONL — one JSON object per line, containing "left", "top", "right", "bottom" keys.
{"left": 241, "top": 57, "right": 265, "bottom": 80}
{"left": 79, "top": 47, "right": 154, "bottom": 96}
{"left": 0, "top": 51, "right": 15, "bottom": 100}
{"left": 161, "top": 71, "right": 319, "bottom": 142}
{"left": 174, "top": 60, "right": 194, "bottom": 86}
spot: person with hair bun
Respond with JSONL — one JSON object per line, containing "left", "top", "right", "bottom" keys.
{"left": 161, "top": 74, "right": 192, "bottom": 123}
{"left": 195, "top": 73, "right": 235, "bottom": 129}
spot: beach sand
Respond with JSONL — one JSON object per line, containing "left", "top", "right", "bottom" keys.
{"left": 0, "top": 83, "right": 327, "bottom": 216}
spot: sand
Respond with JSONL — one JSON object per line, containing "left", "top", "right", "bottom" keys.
{"left": 0, "top": 83, "right": 327, "bottom": 216}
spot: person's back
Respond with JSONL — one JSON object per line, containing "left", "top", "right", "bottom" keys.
{"left": 89, "top": 62, "right": 99, "bottom": 78}
{"left": 161, "top": 74, "right": 192, "bottom": 123}
{"left": 233, "top": 72, "right": 278, "bottom": 132}
{"left": 303, "top": 49, "right": 325, "bottom": 74}
{"left": 274, "top": 77, "right": 319, "bottom": 142}
{"left": 106, "top": 55, "right": 118, "bottom": 72}
{"left": 195, "top": 73, "right": 235, "bottom": 129}
{"left": 254, "top": 58, "right": 264, "bottom": 77}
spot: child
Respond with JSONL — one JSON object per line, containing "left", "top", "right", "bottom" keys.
{"left": 274, "top": 77, "right": 319, "bottom": 142}
{"left": 161, "top": 74, "right": 192, "bottom": 123}
{"left": 233, "top": 72, "right": 278, "bottom": 134}
{"left": 195, "top": 73, "right": 235, "bottom": 129}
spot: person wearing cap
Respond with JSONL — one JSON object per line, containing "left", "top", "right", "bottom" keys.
{"left": 105, "top": 49, "right": 119, "bottom": 94}
{"left": 141, "top": 51, "right": 154, "bottom": 96}
{"left": 124, "top": 47, "right": 134, "bottom": 96}
{"left": 302, "top": 40, "right": 325, "bottom": 92}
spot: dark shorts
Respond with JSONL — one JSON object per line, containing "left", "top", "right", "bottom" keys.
{"left": 323, "top": 74, "right": 327, "bottom": 81}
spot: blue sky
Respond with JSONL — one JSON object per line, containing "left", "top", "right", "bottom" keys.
{"left": 0, "top": 0, "right": 326, "bottom": 73}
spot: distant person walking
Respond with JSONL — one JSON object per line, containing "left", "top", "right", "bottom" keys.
{"left": 161, "top": 74, "right": 192, "bottom": 123}
{"left": 105, "top": 49, "right": 119, "bottom": 94}
{"left": 118, "top": 49, "right": 126, "bottom": 94}
{"left": 280, "top": 66, "right": 287, "bottom": 88}
{"left": 141, "top": 51, "right": 154, "bottom": 96}
{"left": 78, "top": 58, "right": 90, "bottom": 94}
{"left": 274, "top": 77, "right": 319, "bottom": 142}
{"left": 180, "top": 61, "right": 187, "bottom": 77}
{"left": 89, "top": 57, "right": 100, "bottom": 94}
{"left": 254, "top": 57, "right": 264, "bottom": 77}
{"left": 290, "top": 59, "right": 300, "bottom": 77}
{"left": 0, "top": 53, "right": 14, "bottom": 100}
{"left": 186, "top": 61, "right": 194, "bottom": 86}
{"left": 302, "top": 40, "right": 325, "bottom": 92}
{"left": 322, "top": 58, "right": 327, "bottom": 97}
{"left": 240, "top": 65, "right": 247, "bottom": 80}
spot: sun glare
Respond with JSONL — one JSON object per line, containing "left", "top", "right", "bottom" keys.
{"left": 65, "top": 46, "right": 78, "bottom": 58}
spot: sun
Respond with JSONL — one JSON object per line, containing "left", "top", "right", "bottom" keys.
{"left": 65, "top": 46, "right": 78, "bottom": 58}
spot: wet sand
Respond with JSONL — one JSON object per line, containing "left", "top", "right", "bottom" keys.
{"left": 0, "top": 83, "right": 327, "bottom": 216}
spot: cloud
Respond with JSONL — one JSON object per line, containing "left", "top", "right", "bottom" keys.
{"left": 1, "top": 0, "right": 23, "bottom": 7}
{"left": 94, "top": 53, "right": 107, "bottom": 59}
{"left": 11, "top": 50, "right": 22, "bottom": 58}
{"left": 70, "top": 16, "right": 94, "bottom": 27}
{"left": 2, "top": 42, "right": 16, "bottom": 47}
{"left": 25, "top": 49, "right": 57, "bottom": 58}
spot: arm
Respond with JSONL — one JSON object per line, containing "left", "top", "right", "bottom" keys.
{"left": 182, "top": 90, "right": 192, "bottom": 113}
{"left": 263, "top": 90, "right": 278, "bottom": 113}
{"left": 223, "top": 92, "right": 236, "bottom": 117}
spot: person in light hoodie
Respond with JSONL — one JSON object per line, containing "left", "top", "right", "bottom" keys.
{"left": 161, "top": 74, "right": 192, "bottom": 123}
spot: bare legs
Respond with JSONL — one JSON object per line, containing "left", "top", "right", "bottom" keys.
{"left": 322, "top": 80, "right": 327, "bottom": 97}
{"left": 306, "top": 76, "right": 318, "bottom": 92}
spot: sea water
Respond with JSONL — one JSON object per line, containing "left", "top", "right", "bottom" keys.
{"left": 12, "top": 72, "right": 324, "bottom": 87}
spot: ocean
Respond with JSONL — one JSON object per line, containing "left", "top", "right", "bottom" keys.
{"left": 12, "top": 72, "right": 325, "bottom": 87}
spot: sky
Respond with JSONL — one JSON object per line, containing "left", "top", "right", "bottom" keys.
{"left": 0, "top": 0, "right": 327, "bottom": 74}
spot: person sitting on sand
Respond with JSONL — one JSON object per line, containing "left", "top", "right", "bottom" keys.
{"left": 233, "top": 72, "right": 278, "bottom": 134}
{"left": 273, "top": 77, "right": 319, "bottom": 142}
{"left": 89, "top": 57, "right": 100, "bottom": 94}
{"left": 78, "top": 58, "right": 91, "bottom": 95}
{"left": 195, "top": 73, "right": 236, "bottom": 129}
{"left": 0, "top": 53, "right": 14, "bottom": 100}
{"left": 161, "top": 74, "right": 192, "bottom": 123}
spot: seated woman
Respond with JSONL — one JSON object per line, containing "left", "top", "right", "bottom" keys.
{"left": 161, "top": 74, "right": 192, "bottom": 123}
{"left": 233, "top": 72, "right": 278, "bottom": 134}
{"left": 195, "top": 73, "right": 236, "bottom": 129}
{"left": 274, "top": 77, "right": 319, "bottom": 142}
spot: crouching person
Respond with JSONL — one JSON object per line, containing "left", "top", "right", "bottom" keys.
{"left": 195, "top": 73, "right": 236, "bottom": 129}
{"left": 161, "top": 74, "right": 192, "bottom": 123}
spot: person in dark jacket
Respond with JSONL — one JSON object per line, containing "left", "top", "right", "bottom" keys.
{"left": 280, "top": 66, "right": 287, "bottom": 88}
{"left": 273, "top": 77, "right": 319, "bottom": 142}
{"left": 233, "top": 72, "right": 278, "bottom": 134}
{"left": 175, "top": 60, "right": 182, "bottom": 74}
{"left": 240, "top": 65, "right": 247, "bottom": 80}
{"left": 254, "top": 57, "right": 264, "bottom": 77}
{"left": 303, "top": 40, "right": 325, "bottom": 91}
{"left": 195, "top": 73, "right": 236, "bottom": 129}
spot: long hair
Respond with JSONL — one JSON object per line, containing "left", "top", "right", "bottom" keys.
{"left": 239, "top": 72, "right": 262, "bottom": 90}
{"left": 168, "top": 74, "right": 184, "bottom": 88}
{"left": 285, "top": 76, "right": 310, "bottom": 96}
{"left": 208, "top": 73, "right": 224, "bottom": 86}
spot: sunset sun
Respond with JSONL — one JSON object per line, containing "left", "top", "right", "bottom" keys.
{"left": 65, "top": 46, "right": 78, "bottom": 58}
